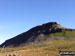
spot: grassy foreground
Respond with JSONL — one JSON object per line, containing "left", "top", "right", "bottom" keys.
{"left": 0, "top": 40, "right": 75, "bottom": 56}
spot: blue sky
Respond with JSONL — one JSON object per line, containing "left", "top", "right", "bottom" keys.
{"left": 0, "top": 0, "right": 75, "bottom": 44}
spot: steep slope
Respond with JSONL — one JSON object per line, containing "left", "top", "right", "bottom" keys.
{"left": 0, "top": 22, "right": 75, "bottom": 47}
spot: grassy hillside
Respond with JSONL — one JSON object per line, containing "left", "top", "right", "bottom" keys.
{"left": 1, "top": 22, "right": 75, "bottom": 48}
{"left": 45, "top": 31, "right": 75, "bottom": 40}
{"left": 0, "top": 40, "right": 75, "bottom": 56}
{"left": 0, "top": 22, "right": 75, "bottom": 56}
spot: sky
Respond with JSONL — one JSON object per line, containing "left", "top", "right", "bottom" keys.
{"left": 0, "top": 0, "right": 75, "bottom": 44}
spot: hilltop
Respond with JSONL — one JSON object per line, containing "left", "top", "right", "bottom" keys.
{"left": 0, "top": 22, "right": 75, "bottom": 47}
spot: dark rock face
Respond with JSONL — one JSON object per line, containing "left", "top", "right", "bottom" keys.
{"left": 0, "top": 22, "right": 74, "bottom": 47}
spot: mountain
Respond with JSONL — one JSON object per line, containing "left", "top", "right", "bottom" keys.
{"left": 0, "top": 22, "right": 75, "bottom": 47}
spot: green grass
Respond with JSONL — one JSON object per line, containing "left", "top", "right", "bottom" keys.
{"left": 45, "top": 31, "right": 75, "bottom": 40}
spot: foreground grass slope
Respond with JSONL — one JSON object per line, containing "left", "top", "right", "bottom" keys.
{"left": 0, "top": 40, "right": 75, "bottom": 56}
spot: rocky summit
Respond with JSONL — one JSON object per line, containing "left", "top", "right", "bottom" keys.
{"left": 0, "top": 22, "right": 75, "bottom": 47}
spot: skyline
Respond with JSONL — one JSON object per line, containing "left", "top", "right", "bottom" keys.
{"left": 0, "top": 0, "right": 75, "bottom": 44}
